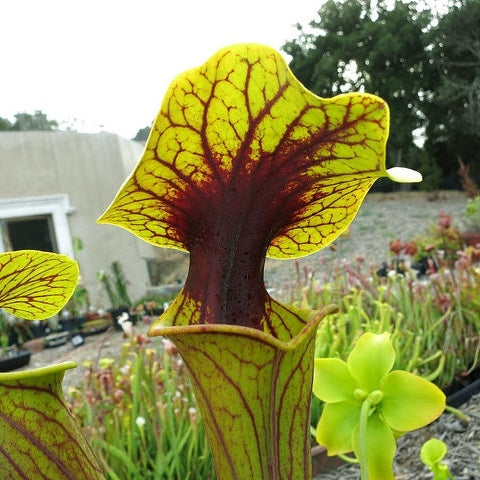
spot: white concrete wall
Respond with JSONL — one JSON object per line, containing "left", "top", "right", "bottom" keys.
{"left": 0, "top": 131, "right": 159, "bottom": 309}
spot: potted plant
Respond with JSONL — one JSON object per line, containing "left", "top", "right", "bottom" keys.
{"left": 460, "top": 195, "right": 480, "bottom": 246}
{"left": 81, "top": 310, "right": 112, "bottom": 336}
{"left": 60, "top": 282, "right": 89, "bottom": 332}
{"left": 98, "top": 260, "right": 133, "bottom": 330}
{"left": 0, "top": 311, "right": 32, "bottom": 370}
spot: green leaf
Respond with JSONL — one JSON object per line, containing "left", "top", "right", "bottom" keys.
{"left": 316, "top": 399, "right": 361, "bottom": 455}
{"left": 0, "top": 250, "right": 78, "bottom": 320}
{"left": 313, "top": 358, "right": 357, "bottom": 402}
{"left": 0, "top": 363, "right": 104, "bottom": 479}
{"left": 347, "top": 332, "right": 395, "bottom": 391}
{"left": 381, "top": 370, "right": 445, "bottom": 431}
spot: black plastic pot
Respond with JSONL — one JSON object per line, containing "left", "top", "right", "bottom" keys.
{"left": 59, "top": 316, "right": 86, "bottom": 332}
{"left": 0, "top": 349, "right": 31, "bottom": 372}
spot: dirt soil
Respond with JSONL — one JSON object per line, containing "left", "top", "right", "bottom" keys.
{"left": 265, "top": 189, "right": 467, "bottom": 295}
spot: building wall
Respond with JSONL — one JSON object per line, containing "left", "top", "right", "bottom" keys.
{"left": 0, "top": 131, "right": 159, "bottom": 309}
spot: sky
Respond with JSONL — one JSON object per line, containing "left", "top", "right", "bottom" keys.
{"left": 1, "top": 0, "right": 323, "bottom": 139}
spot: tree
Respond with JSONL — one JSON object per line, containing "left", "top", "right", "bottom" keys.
{"left": 425, "top": 0, "right": 480, "bottom": 185}
{"left": 283, "top": 0, "right": 438, "bottom": 187}
{"left": 0, "top": 117, "right": 12, "bottom": 130}
{"left": 132, "top": 125, "right": 151, "bottom": 142}
{"left": 0, "top": 110, "right": 59, "bottom": 131}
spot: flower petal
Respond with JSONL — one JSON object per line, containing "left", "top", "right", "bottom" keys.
{"left": 313, "top": 358, "right": 357, "bottom": 402}
{"left": 381, "top": 370, "right": 446, "bottom": 432}
{"left": 315, "top": 400, "right": 361, "bottom": 455}
{"left": 347, "top": 332, "right": 395, "bottom": 391}
{"left": 353, "top": 413, "right": 396, "bottom": 480}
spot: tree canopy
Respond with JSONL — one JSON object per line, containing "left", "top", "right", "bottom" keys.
{"left": 284, "top": 0, "right": 480, "bottom": 190}
{"left": 0, "top": 110, "right": 59, "bottom": 131}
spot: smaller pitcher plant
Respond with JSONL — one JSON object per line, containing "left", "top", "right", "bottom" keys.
{"left": 313, "top": 332, "right": 446, "bottom": 480}
{"left": 0, "top": 250, "right": 105, "bottom": 479}
{"left": 420, "top": 438, "right": 454, "bottom": 480}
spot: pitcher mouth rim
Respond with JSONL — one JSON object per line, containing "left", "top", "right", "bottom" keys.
{"left": 148, "top": 305, "right": 335, "bottom": 351}
{"left": 0, "top": 361, "right": 77, "bottom": 381}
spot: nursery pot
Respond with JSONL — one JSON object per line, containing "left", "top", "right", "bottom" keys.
{"left": 0, "top": 348, "right": 31, "bottom": 372}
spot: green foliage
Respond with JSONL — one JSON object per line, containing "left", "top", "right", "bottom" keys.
{"left": 68, "top": 335, "right": 215, "bottom": 480}
{"left": 406, "top": 211, "right": 463, "bottom": 265}
{"left": 284, "top": 0, "right": 480, "bottom": 188}
{"left": 462, "top": 195, "right": 480, "bottom": 232}
{"left": 98, "top": 260, "right": 133, "bottom": 308}
{"left": 286, "top": 239, "right": 480, "bottom": 394}
{"left": 0, "top": 110, "right": 59, "bottom": 131}
{"left": 425, "top": 0, "right": 480, "bottom": 180}
{"left": 415, "top": 151, "right": 443, "bottom": 191}
{"left": 132, "top": 125, "right": 151, "bottom": 142}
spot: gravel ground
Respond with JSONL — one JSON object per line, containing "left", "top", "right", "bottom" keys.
{"left": 22, "top": 322, "right": 157, "bottom": 393}
{"left": 265, "top": 189, "right": 467, "bottom": 295}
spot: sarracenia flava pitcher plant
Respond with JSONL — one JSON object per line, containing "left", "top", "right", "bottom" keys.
{"left": 0, "top": 44, "right": 423, "bottom": 480}
{"left": 98, "top": 44, "right": 421, "bottom": 479}
{"left": 0, "top": 250, "right": 104, "bottom": 479}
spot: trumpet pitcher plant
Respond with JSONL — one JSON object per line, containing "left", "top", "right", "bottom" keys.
{"left": 0, "top": 44, "right": 424, "bottom": 480}
{"left": 98, "top": 44, "right": 420, "bottom": 479}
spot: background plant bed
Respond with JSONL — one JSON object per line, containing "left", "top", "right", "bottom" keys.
{"left": 23, "top": 337, "right": 44, "bottom": 354}
{"left": 81, "top": 317, "right": 113, "bottom": 336}
{"left": 461, "top": 231, "right": 480, "bottom": 247}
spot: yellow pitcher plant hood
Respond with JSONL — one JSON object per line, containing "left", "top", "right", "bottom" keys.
{"left": 99, "top": 43, "right": 420, "bottom": 337}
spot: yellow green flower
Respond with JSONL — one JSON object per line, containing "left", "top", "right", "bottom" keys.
{"left": 313, "top": 332, "right": 446, "bottom": 480}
